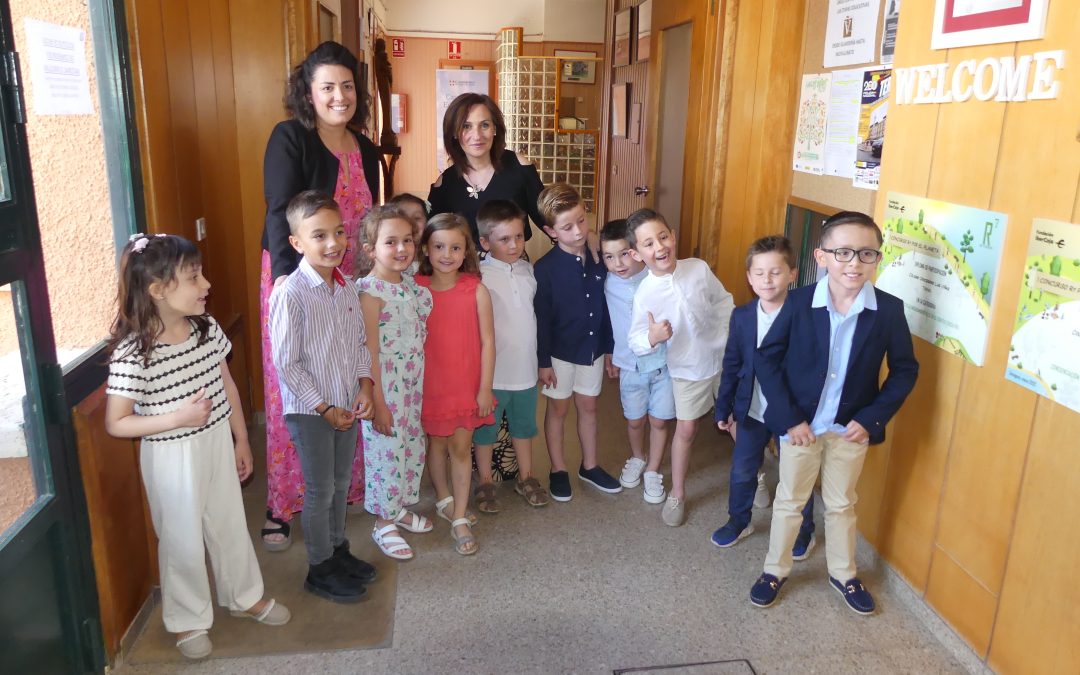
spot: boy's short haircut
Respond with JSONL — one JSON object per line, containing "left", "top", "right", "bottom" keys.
{"left": 600, "top": 219, "right": 629, "bottom": 244}
{"left": 388, "top": 192, "right": 428, "bottom": 214}
{"left": 624, "top": 208, "right": 669, "bottom": 248}
{"left": 820, "top": 210, "right": 884, "bottom": 246}
{"left": 746, "top": 235, "right": 796, "bottom": 270}
{"left": 286, "top": 190, "right": 339, "bottom": 234}
{"left": 477, "top": 199, "right": 526, "bottom": 239}
{"left": 537, "top": 183, "right": 582, "bottom": 227}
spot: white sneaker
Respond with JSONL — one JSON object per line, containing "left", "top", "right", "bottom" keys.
{"left": 753, "top": 472, "right": 771, "bottom": 509}
{"left": 619, "top": 457, "right": 647, "bottom": 488}
{"left": 642, "top": 471, "right": 666, "bottom": 504}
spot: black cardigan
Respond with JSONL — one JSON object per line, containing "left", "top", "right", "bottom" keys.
{"left": 261, "top": 119, "right": 382, "bottom": 280}
{"left": 427, "top": 149, "right": 544, "bottom": 245}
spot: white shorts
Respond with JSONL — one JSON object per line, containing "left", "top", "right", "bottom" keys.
{"left": 671, "top": 374, "right": 721, "bottom": 420}
{"left": 542, "top": 355, "right": 605, "bottom": 399}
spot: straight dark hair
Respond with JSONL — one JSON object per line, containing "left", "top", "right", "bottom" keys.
{"left": 624, "top": 208, "right": 669, "bottom": 247}
{"left": 442, "top": 93, "right": 506, "bottom": 174}
{"left": 284, "top": 41, "right": 370, "bottom": 132}
{"left": 108, "top": 234, "right": 210, "bottom": 366}
{"left": 476, "top": 199, "right": 526, "bottom": 239}
{"left": 600, "top": 218, "right": 629, "bottom": 243}
{"left": 820, "top": 210, "right": 884, "bottom": 246}
{"left": 746, "top": 235, "right": 796, "bottom": 270}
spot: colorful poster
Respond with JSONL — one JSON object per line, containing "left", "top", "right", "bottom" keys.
{"left": 824, "top": 68, "right": 863, "bottom": 179}
{"left": 823, "top": 0, "right": 881, "bottom": 68}
{"left": 1005, "top": 219, "right": 1080, "bottom": 414}
{"left": 435, "top": 69, "right": 489, "bottom": 171}
{"left": 881, "top": 0, "right": 901, "bottom": 64}
{"left": 854, "top": 68, "right": 890, "bottom": 190}
{"left": 793, "top": 73, "right": 831, "bottom": 175}
{"left": 876, "top": 192, "right": 1008, "bottom": 365}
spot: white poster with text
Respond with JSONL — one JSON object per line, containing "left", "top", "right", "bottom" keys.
{"left": 23, "top": 19, "right": 93, "bottom": 116}
{"left": 824, "top": 0, "right": 881, "bottom": 68}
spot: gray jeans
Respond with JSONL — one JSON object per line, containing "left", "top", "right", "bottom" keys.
{"left": 284, "top": 414, "right": 358, "bottom": 565}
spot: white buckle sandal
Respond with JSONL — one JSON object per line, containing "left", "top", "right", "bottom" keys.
{"left": 393, "top": 509, "right": 433, "bottom": 533}
{"left": 372, "top": 523, "right": 414, "bottom": 560}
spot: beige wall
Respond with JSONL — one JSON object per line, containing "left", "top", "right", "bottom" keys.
{"left": 1, "top": 0, "right": 118, "bottom": 356}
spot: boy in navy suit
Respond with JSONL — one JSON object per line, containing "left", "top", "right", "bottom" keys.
{"left": 713, "top": 236, "right": 815, "bottom": 556}
{"left": 749, "top": 212, "right": 918, "bottom": 615}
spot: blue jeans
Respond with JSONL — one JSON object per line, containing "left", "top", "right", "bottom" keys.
{"left": 285, "top": 414, "right": 358, "bottom": 565}
{"left": 728, "top": 415, "right": 814, "bottom": 534}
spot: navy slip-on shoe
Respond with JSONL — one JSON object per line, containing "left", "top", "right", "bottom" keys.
{"left": 830, "top": 576, "right": 876, "bottom": 615}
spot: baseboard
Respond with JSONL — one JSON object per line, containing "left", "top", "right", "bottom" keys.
{"left": 113, "top": 586, "right": 160, "bottom": 670}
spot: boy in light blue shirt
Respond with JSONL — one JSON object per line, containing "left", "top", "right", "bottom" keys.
{"left": 601, "top": 219, "right": 676, "bottom": 505}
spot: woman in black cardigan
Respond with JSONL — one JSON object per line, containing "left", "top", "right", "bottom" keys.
{"left": 428, "top": 93, "right": 545, "bottom": 245}
{"left": 259, "top": 41, "right": 381, "bottom": 554}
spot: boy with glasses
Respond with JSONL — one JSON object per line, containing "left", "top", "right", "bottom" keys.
{"left": 748, "top": 211, "right": 919, "bottom": 615}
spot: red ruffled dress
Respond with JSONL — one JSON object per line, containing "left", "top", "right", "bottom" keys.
{"left": 414, "top": 273, "right": 495, "bottom": 436}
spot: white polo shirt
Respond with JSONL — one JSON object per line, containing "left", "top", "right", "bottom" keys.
{"left": 480, "top": 255, "right": 539, "bottom": 391}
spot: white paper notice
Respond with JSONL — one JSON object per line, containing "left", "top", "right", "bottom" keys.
{"left": 823, "top": 0, "right": 882, "bottom": 68}
{"left": 824, "top": 69, "right": 862, "bottom": 179}
{"left": 23, "top": 19, "right": 93, "bottom": 116}
{"left": 793, "top": 73, "right": 831, "bottom": 175}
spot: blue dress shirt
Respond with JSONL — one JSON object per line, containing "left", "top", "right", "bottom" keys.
{"left": 534, "top": 245, "right": 614, "bottom": 368}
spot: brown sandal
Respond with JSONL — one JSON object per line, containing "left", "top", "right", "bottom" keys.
{"left": 473, "top": 482, "right": 501, "bottom": 514}
{"left": 515, "top": 477, "right": 550, "bottom": 507}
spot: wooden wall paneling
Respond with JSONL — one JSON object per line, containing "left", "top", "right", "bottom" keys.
{"left": 925, "top": 545, "right": 999, "bottom": 656}
{"left": 73, "top": 387, "right": 155, "bottom": 662}
{"left": 990, "top": 402, "right": 1080, "bottom": 674}
{"left": 230, "top": 0, "right": 291, "bottom": 411}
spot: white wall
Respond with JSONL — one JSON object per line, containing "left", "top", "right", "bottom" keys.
{"left": 384, "top": 0, "right": 604, "bottom": 41}
{"left": 543, "top": 0, "right": 605, "bottom": 42}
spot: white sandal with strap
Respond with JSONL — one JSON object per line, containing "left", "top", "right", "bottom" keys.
{"left": 372, "top": 523, "right": 414, "bottom": 560}
{"left": 434, "top": 495, "right": 478, "bottom": 526}
{"left": 393, "top": 509, "right": 433, "bottom": 533}
{"left": 450, "top": 517, "right": 478, "bottom": 556}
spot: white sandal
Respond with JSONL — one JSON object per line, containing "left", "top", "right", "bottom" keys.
{"left": 393, "top": 509, "right": 433, "bottom": 533}
{"left": 434, "top": 495, "right": 478, "bottom": 526}
{"left": 372, "top": 523, "right": 414, "bottom": 560}
{"left": 176, "top": 629, "right": 212, "bottom": 659}
{"left": 450, "top": 517, "right": 478, "bottom": 556}
{"left": 229, "top": 598, "right": 291, "bottom": 626}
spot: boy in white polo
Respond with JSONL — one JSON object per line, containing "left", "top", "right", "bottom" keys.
{"left": 627, "top": 208, "right": 734, "bottom": 526}
{"left": 473, "top": 200, "right": 550, "bottom": 511}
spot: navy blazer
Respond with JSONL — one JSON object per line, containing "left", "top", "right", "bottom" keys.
{"left": 261, "top": 119, "right": 382, "bottom": 280}
{"left": 715, "top": 300, "right": 760, "bottom": 424}
{"left": 754, "top": 284, "right": 918, "bottom": 445}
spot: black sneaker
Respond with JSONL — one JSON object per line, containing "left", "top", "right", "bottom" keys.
{"left": 578, "top": 464, "right": 623, "bottom": 494}
{"left": 549, "top": 470, "right": 572, "bottom": 502}
{"left": 829, "top": 576, "right": 875, "bottom": 615}
{"left": 333, "top": 541, "right": 377, "bottom": 583}
{"left": 304, "top": 558, "right": 367, "bottom": 604}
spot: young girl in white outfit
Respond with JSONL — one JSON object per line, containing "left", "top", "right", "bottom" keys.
{"left": 105, "top": 234, "right": 290, "bottom": 660}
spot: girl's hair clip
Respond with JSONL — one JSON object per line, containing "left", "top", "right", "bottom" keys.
{"left": 129, "top": 232, "right": 167, "bottom": 253}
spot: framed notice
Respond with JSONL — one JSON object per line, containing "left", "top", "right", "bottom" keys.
{"left": 613, "top": 8, "right": 632, "bottom": 67}
{"left": 931, "top": 0, "right": 1050, "bottom": 50}
{"left": 556, "top": 50, "right": 597, "bottom": 84}
{"left": 635, "top": 0, "right": 652, "bottom": 63}
{"left": 612, "top": 84, "right": 629, "bottom": 137}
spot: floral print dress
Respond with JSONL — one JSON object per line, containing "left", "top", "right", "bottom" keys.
{"left": 358, "top": 274, "right": 432, "bottom": 519}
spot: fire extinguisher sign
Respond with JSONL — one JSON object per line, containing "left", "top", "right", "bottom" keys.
{"left": 391, "top": 38, "right": 405, "bottom": 58}
{"left": 448, "top": 40, "right": 462, "bottom": 59}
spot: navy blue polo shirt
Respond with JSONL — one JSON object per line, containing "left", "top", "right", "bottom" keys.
{"left": 534, "top": 244, "right": 614, "bottom": 368}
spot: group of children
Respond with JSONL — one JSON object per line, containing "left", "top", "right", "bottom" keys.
{"left": 104, "top": 181, "right": 917, "bottom": 658}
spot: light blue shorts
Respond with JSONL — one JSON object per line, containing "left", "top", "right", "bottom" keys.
{"left": 619, "top": 365, "right": 676, "bottom": 421}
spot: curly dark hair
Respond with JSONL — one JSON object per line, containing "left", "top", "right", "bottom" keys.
{"left": 108, "top": 235, "right": 210, "bottom": 366}
{"left": 442, "top": 93, "right": 506, "bottom": 174}
{"left": 284, "top": 41, "right": 370, "bottom": 132}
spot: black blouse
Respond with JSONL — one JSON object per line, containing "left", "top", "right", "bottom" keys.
{"left": 427, "top": 149, "right": 545, "bottom": 244}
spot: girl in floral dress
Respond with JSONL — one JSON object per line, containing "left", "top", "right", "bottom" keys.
{"left": 357, "top": 206, "right": 434, "bottom": 560}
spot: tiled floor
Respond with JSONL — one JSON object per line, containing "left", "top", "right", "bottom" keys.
{"left": 114, "top": 386, "right": 976, "bottom": 675}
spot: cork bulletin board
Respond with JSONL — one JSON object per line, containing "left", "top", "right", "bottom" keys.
{"left": 790, "top": 0, "right": 890, "bottom": 215}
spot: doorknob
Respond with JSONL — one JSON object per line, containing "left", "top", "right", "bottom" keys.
{"left": 634, "top": 186, "right": 649, "bottom": 196}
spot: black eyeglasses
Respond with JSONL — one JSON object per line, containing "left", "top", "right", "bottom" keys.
{"left": 821, "top": 247, "right": 882, "bottom": 264}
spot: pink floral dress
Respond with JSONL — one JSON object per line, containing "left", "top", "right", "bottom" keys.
{"left": 260, "top": 149, "right": 373, "bottom": 522}
{"left": 358, "top": 275, "right": 432, "bottom": 519}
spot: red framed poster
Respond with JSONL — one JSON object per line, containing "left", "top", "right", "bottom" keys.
{"left": 931, "top": 0, "right": 1050, "bottom": 49}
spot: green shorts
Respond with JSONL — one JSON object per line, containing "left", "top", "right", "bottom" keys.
{"left": 472, "top": 386, "right": 539, "bottom": 444}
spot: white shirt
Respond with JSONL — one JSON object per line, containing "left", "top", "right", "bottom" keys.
{"left": 628, "top": 258, "right": 734, "bottom": 381}
{"left": 480, "top": 256, "right": 538, "bottom": 390}
{"left": 747, "top": 301, "right": 782, "bottom": 422}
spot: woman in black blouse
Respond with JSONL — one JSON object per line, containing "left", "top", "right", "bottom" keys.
{"left": 427, "top": 93, "right": 545, "bottom": 244}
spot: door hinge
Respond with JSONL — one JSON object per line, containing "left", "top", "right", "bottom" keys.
{"left": 41, "top": 362, "right": 67, "bottom": 425}
{"left": 3, "top": 51, "right": 26, "bottom": 124}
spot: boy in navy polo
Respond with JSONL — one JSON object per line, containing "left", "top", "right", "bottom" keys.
{"left": 534, "top": 183, "right": 621, "bottom": 501}
{"left": 748, "top": 211, "right": 918, "bottom": 615}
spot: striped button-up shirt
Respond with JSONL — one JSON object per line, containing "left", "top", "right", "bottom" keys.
{"left": 268, "top": 258, "right": 373, "bottom": 415}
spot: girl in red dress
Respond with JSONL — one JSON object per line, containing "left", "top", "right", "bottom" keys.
{"left": 414, "top": 214, "right": 496, "bottom": 556}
